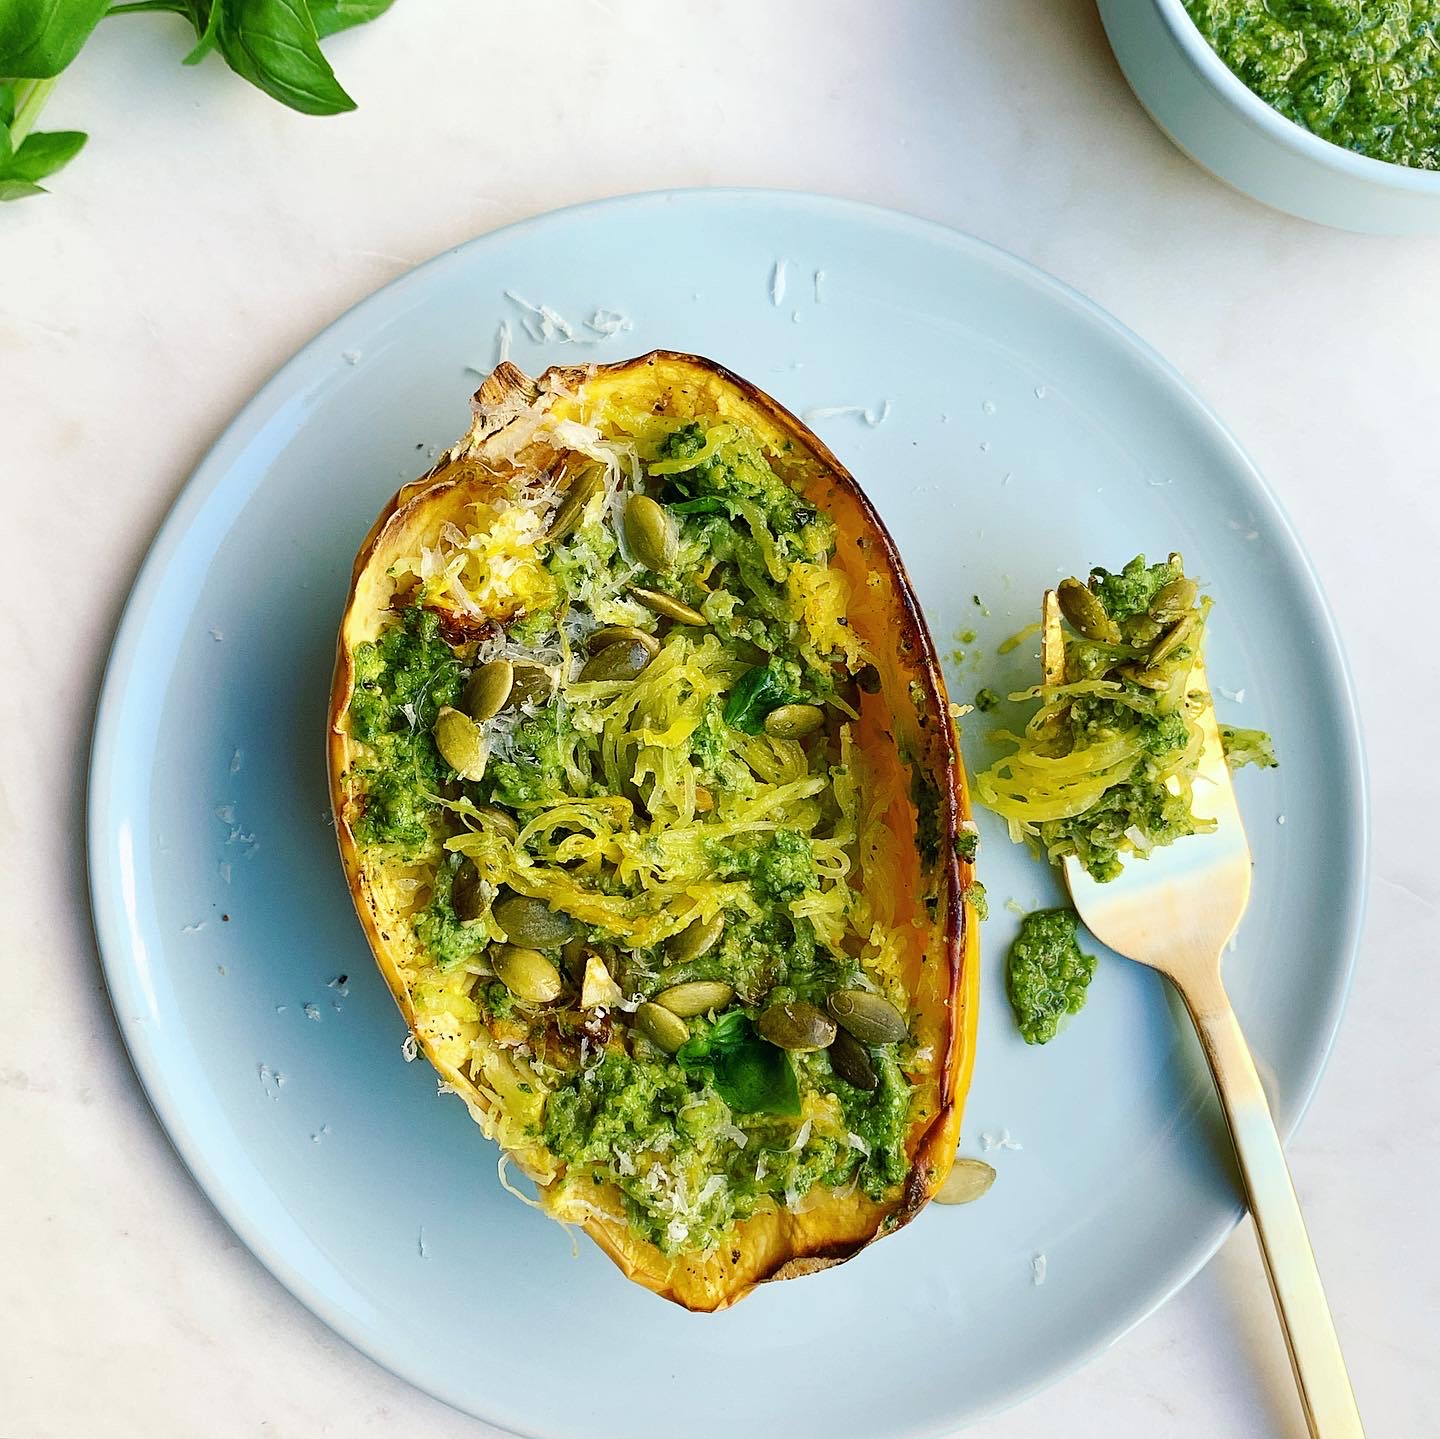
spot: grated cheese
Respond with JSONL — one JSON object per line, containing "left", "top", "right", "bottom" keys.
{"left": 769, "top": 258, "right": 787, "bottom": 305}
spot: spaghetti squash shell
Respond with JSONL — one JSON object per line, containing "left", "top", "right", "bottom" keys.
{"left": 328, "top": 352, "right": 980, "bottom": 1311}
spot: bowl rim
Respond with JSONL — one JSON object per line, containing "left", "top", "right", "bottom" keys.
{"left": 1153, "top": 0, "right": 1440, "bottom": 192}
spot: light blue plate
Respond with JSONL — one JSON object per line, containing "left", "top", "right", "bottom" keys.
{"left": 88, "top": 190, "right": 1366, "bottom": 1439}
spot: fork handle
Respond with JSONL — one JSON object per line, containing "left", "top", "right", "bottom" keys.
{"left": 1181, "top": 975, "right": 1365, "bottom": 1438}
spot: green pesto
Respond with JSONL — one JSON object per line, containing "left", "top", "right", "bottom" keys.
{"left": 485, "top": 980, "right": 519, "bottom": 1019}
{"left": 654, "top": 423, "right": 839, "bottom": 694}
{"left": 1091, "top": 553, "right": 1183, "bottom": 622}
{"left": 348, "top": 605, "right": 463, "bottom": 856}
{"left": 652, "top": 909, "right": 827, "bottom": 1007}
{"left": 1043, "top": 777, "right": 1201, "bottom": 884}
{"left": 414, "top": 854, "right": 488, "bottom": 972}
{"left": 1221, "top": 725, "right": 1280, "bottom": 770}
{"left": 506, "top": 607, "right": 556, "bottom": 649}
{"left": 546, "top": 518, "right": 621, "bottom": 615}
{"left": 656, "top": 422, "right": 707, "bottom": 460}
{"left": 1185, "top": 0, "right": 1440, "bottom": 169}
{"left": 708, "top": 830, "right": 817, "bottom": 903}
{"left": 686, "top": 697, "right": 758, "bottom": 798}
{"left": 962, "top": 880, "right": 989, "bottom": 921}
{"left": 974, "top": 687, "right": 1001, "bottom": 713}
{"left": 481, "top": 706, "right": 573, "bottom": 811}
{"left": 836, "top": 1046, "right": 911, "bottom": 1195}
{"left": 1007, "top": 908, "right": 1097, "bottom": 1045}
{"left": 658, "top": 421, "right": 821, "bottom": 539}
{"left": 543, "top": 1045, "right": 886, "bottom": 1254}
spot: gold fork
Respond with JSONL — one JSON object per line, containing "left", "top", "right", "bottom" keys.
{"left": 1042, "top": 590, "right": 1365, "bottom": 1438}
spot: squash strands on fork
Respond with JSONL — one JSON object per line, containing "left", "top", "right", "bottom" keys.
{"left": 328, "top": 352, "right": 979, "bottom": 1310}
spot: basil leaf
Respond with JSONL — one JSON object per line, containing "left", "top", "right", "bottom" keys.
{"left": 216, "top": 0, "right": 357, "bottom": 115}
{"left": 723, "top": 662, "right": 800, "bottom": 734}
{"left": 676, "top": 1010, "right": 738, "bottom": 1069}
{"left": 723, "top": 666, "right": 778, "bottom": 733}
{"left": 0, "top": 80, "right": 17, "bottom": 127}
{"left": 2, "top": 127, "right": 85, "bottom": 181}
{"left": 677, "top": 1013, "right": 800, "bottom": 1116}
{"left": 0, "top": 0, "right": 110, "bottom": 78}
{"left": 308, "top": 0, "right": 394, "bottom": 38}
{"left": 713, "top": 1040, "right": 800, "bottom": 1117}
{"left": 0, "top": 177, "right": 45, "bottom": 200}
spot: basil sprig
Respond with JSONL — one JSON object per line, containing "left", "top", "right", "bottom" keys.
{"left": 0, "top": 0, "right": 394, "bottom": 199}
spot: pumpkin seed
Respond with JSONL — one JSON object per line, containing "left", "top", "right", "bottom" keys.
{"left": 665, "top": 912, "right": 725, "bottom": 964}
{"left": 492, "top": 945, "right": 564, "bottom": 1004}
{"left": 586, "top": 625, "right": 659, "bottom": 657}
{"left": 826, "top": 989, "right": 908, "bottom": 1046}
{"left": 433, "top": 706, "right": 488, "bottom": 781}
{"left": 855, "top": 664, "right": 882, "bottom": 694}
{"left": 476, "top": 804, "right": 520, "bottom": 843}
{"left": 493, "top": 891, "right": 574, "bottom": 947}
{"left": 632, "top": 587, "right": 707, "bottom": 626}
{"left": 1056, "top": 577, "right": 1121, "bottom": 644}
{"left": 635, "top": 1001, "right": 689, "bottom": 1053}
{"left": 758, "top": 1000, "right": 836, "bottom": 1052}
{"left": 1149, "top": 613, "right": 1197, "bottom": 668}
{"left": 546, "top": 468, "right": 604, "bottom": 543}
{"left": 932, "top": 1157, "right": 996, "bottom": 1206}
{"left": 579, "top": 639, "right": 654, "bottom": 682}
{"left": 463, "top": 659, "right": 514, "bottom": 721}
{"left": 763, "top": 703, "right": 825, "bottom": 739}
{"left": 1148, "top": 576, "right": 1198, "bottom": 623}
{"left": 506, "top": 660, "right": 557, "bottom": 710}
{"left": 654, "top": 980, "right": 734, "bottom": 1018}
{"left": 828, "top": 1028, "right": 878, "bottom": 1091}
{"left": 623, "top": 494, "right": 679, "bottom": 573}
{"left": 451, "top": 859, "right": 488, "bottom": 921}
{"left": 1118, "top": 662, "right": 1170, "bottom": 691}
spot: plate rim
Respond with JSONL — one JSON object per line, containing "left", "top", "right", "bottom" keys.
{"left": 86, "top": 186, "right": 1370, "bottom": 1438}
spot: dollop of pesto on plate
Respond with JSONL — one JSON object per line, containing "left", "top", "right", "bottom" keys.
{"left": 1185, "top": 0, "right": 1440, "bottom": 170}
{"left": 1006, "top": 908, "right": 1097, "bottom": 1045}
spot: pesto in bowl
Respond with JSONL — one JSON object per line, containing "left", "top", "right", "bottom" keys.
{"left": 1184, "top": 0, "right": 1440, "bottom": 169}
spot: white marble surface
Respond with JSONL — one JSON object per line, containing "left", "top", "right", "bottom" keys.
{"left": 3, "top": 1, "right": 1437, "bottom": 1434}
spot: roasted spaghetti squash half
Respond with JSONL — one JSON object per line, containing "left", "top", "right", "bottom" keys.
{"left": 328, "top": 352, "right": 979, "bottom": 1310}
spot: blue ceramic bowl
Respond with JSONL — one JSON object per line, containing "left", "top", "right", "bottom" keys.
{"left": 1097, "top": 0, "right": 1440, "bottom": 234}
